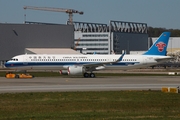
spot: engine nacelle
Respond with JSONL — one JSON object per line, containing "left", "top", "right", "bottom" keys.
{"left": 59, "top": 66, "right": 85, "bottom": 75}
{"left": 59, "top": 70, "right": 69, "bottom": 75}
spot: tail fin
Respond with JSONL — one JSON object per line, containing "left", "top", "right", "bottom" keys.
{"left": 143, "top": 32, "right": 170, "bottom": 56}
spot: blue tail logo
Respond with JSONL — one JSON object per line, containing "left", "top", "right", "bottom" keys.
{"left": 143, "top": 32, "right": 170, "bottom": 56}
{"left": 156, "top": 42, "right": 166, "bottom": 52}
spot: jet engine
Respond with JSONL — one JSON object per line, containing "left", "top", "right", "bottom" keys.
{"left": 59, "top": 66, "right": 85, "bottom": 75}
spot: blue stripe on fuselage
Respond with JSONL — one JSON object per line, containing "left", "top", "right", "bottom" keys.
{"left": 5, "top": 61, "right": 140, "bottom": 68}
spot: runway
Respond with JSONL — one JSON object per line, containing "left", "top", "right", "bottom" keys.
{"left": 0, "top": 76, "right": 179, "bottom": 93}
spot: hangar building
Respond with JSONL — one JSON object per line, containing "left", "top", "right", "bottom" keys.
{"left": 0, "top": 23, "right": 74, "bottom": 62}
{"left": 72, "top": 21, "right": 148, "bottom": 54}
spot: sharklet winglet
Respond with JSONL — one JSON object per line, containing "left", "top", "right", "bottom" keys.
{"left": 116, "top": 51, "right": 126, "bottom": 62}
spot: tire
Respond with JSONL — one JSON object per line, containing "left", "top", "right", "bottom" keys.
{"left": 90, "top": 73, "right": 95, "bottom": 78}
{"left": 83, "top": 73, "right": 89, "bottom": 78}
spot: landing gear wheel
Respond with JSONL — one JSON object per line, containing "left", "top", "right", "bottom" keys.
{"left": 84, "top": 73, "right": 89, "bottom": 78}
{"left": 90, "top": 73, "right": 95, "bottom": 78}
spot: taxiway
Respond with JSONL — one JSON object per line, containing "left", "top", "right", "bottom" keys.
{"left": 0, "top": 76, "right": 179, "bottom": 93}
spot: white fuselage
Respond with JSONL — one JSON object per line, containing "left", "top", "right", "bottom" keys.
{"left": 5, "top": 54, "right": 170, "bottom": 71}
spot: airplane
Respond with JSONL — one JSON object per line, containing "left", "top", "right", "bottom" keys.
{"left": 5, "top": 32, "right": 172, "bottom": 78}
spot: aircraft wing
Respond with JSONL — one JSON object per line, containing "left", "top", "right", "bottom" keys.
{"left": 83, "top": 51, "right": 126, "bottom": 67}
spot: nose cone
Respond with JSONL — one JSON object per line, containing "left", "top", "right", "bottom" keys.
{"left": 4, "top": 62, "right": 11, "bottom": 68}
{"left": 4, "top": 62, "right": 8, "bottom": 68}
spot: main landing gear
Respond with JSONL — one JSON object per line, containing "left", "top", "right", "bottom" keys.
{"left": 83, "top": 72, "right": 95, "bottom": 78}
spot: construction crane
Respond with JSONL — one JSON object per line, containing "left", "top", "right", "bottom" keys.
{"left": 23, "top": 6, "right": 84, "bottom": 25}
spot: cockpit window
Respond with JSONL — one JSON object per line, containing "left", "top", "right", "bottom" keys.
{"left": 11, "top": 58, "right": 18, "bottom": 61}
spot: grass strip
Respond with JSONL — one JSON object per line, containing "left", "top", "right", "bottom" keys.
{"left": 0, "top": 91, "right": 180, "bottom": 120}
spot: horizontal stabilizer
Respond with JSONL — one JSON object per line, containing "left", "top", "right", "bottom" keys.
{"left": 155, "top": 57, "right": 174, "bottom": 63}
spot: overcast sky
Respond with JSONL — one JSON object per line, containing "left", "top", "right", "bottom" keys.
{"left": 0, "top": 0, "right": 180, "bottom": 29}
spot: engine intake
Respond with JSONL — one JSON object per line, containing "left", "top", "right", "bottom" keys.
{"left": 59, "top": 70, "right": 69, "bottom": 75}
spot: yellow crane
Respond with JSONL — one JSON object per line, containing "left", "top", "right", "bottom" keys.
{"left": 23, "top": 6, "right": 84, "bottom": 25}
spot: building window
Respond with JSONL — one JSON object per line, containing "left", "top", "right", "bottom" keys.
{"left": 82, "top": 34, "right": 108, "bottom": 37}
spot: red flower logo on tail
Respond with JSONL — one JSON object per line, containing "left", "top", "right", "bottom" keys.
{"left": 156, "top": 42, "right": 166, "bottom": 52}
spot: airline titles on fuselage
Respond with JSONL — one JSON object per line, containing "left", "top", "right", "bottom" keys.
{"left": 29, "top": 56, "right": 88, "bottom": 59}
{"left": 28, "top": 55, "right": 103, "bottom": 62}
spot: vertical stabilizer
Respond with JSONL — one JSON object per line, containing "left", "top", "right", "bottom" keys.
{"left": 143, "top": 32, "right": 170, "bottom": 56}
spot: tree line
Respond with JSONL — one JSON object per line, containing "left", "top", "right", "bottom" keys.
{"left": 148, "top": 27, "right": 180, "bottom": 37}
